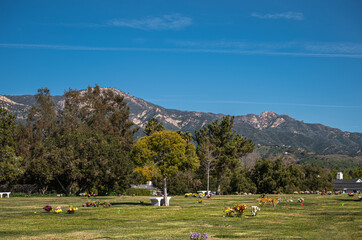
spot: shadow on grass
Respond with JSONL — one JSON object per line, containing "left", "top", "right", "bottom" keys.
{"left": 308, "top": 212, "right": 362, "bottom": 216}
{"left": 110, "top": 202, "right": 152, "bottom": 206}
{"left": 335, "top": 198, "right": 361, "bottom": 202}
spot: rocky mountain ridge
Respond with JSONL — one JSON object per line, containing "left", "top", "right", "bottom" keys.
{"left": 1, "top": 88, "right": 362, "bottom": 156}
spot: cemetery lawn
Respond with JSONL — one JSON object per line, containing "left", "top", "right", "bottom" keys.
{"left": 0, "top": 194, "right": 361, "bottom": 239}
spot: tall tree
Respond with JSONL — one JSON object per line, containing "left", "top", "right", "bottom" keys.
{"left": 21, "top": 88, "right": 58, "bottom": 194}
{"left": 195, "top": 116, "right": 254, "bottom": 195}
{"left": 195, "top": 128, "right": 215, "bottom": 194}
{"left": 0, "top": 108, "right": 24, "bottom": 185}
{"left": 18, "top": 86, "right": 136, "bottom": 195}
{"left": 50, "top": 85, "right": 136, "bottom": 194}
{"left": 144, "top": 117, "right": 165, "bottom": 136}
{"left": 132, "top": 130, "right": 199, "bottom": 206}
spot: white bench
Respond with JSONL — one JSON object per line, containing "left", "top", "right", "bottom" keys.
{"left": 149, "top": 197, "right": 172, "bottom": 206}
{"left": 0, "top": 192, "right": 11, "bottom": 198}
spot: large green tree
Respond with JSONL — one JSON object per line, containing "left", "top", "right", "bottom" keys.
{"left": 0, "top": 108, "right": 23, "bottom": 185}
{"left": 18, "top": 85, "right": 136, "bottom": 195}
{"left": 195, "top": 116, "right": 254, "bottom": 195}
{"left": 131, "top": 130, "right": 199, "bottom": 206}
{"left": 19, "top": 88, "right": 58, "bottom": 194}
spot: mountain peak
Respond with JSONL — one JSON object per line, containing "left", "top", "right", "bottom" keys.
{"left": 259, "top": 111, "right": 278, "bottom": 118}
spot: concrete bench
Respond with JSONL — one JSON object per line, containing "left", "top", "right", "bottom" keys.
{"left": 0, "top": 192, "right": 11, "bottom": 198}
{"left": 149, "top": 197, "right": 172, "bottom": 206}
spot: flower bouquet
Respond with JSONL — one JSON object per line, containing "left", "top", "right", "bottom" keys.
{"left": 43, "top": 205, "right": 53, "bottom": 212}
{"left": 185, "top": 193, "right": 192, "bottom": 197}
{"left": 251, "top": 206, "right": 261, "bottom": 216}
{"left": 190, "top": 232, "right": 209, "bottom": 239}
{"left": 225, "top": 204, "right": 248, "bottom": 217}
{"left": 54, "top": 206, "right": 62, "bottom": 214}
{"left": 67, "top": 206, "right": 78, "bottom": 214}
{"left": 232, "top": 204, "right": 248, "bottom": 217}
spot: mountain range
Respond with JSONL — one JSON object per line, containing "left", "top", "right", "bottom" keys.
{"left": 1, "top": 88, "right": 362, "bottom": 160}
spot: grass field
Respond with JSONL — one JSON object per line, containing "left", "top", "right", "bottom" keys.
{"left": 0, "top": 194, "right": 361, "bottom": 239}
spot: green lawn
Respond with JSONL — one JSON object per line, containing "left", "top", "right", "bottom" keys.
{"left": 0, "top": 194, "right": 361, "bottom": 239}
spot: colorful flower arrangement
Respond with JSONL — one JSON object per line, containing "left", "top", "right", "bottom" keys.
{"left": 224, "top": 204, "right": 248, "bottom": 217}
{"left": 43, "top": 205, "right": 53, "bottom": 212}
{"left": 257, "top": 197, "right": 279, "bottom": 207}
{"left": 198, "top": 193, "right": 205, "bottom": 198}
{"left": 190, "top": 232, "right": 209, "bottom": 239}
{"left": 198, "top": 199, "right": 203, "bottom": 204}
{"left": 103, "top": 201, "right": 112, "bottom": 208}
{"left": 84, "top": 200, "right": 101, "bottom": 207}
{"left": 67, "top": 206, "right": 78, "bottom": 214}
{"left": 185, "top": 193, "right": 192, "bottom": 197}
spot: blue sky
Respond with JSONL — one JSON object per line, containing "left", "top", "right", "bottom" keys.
{"left": 1, "top": 0, "right": 362, "bottom": 132}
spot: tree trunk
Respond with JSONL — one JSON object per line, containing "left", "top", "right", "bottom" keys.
{"left": 163, "top": 175, "right": 169, "bottom": 206}
{"left": 216, "top": 177, "right": 221, "bottom": 195}
{"left": 40, "top": 185, "right": 48, "bottom": 195}
{"left": 207, "top": 162, "right": 210, "bottom": 195}
{"left": 55, "top": 176, "right": 67, "bottom": 194}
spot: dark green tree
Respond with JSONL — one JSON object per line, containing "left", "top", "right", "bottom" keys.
{"left": 251, "top": 159, "right": 277, "bottom": 193}
{"left": 195, "top": 116, "right": 254, "bottom": 195}
{"left": 144, "top": 117, "right": 165, "bottom": 136}
{"left": 354, "top": 166, "right": 362, "bottom": 178}
{"left": 176, "top": 130, "right": 193, "bottom": 143}
{"left": 0, "top": 108, "right": 24, "bottom": 185}
{"left": 19, "top": 88, "right": 58, "bottom": 194}
{"left": 301, "top": 165, "right": 333, "bottom": 191}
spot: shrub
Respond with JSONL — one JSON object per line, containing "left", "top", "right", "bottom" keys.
{"left": 126, "top": 188, "right": 151, "bottom": 196}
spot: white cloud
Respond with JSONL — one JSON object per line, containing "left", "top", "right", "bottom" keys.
{"left": 252, "top": 12, "right": 304, "bottom": 20}
{"left": 109, "top": 14, "right": 192, "bottom": 30}
{"left": 1, "top": 42, "right": 362, "bottom": 59}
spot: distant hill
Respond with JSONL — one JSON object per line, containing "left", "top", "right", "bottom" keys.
{"left": 2, "top": 87, "right": 362, "bottom": 159}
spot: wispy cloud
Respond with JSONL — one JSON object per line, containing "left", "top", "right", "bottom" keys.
{"left": 251, "top": 12, "right": 304, "bottom": 20}
{"left": 108, "top": 14, "right": 192, "bottom": 30}
{"left": 1, "top": 42, "right": 362, "bottom": 59}
{"left": 173, "top": 40, "right": 362, "bottom": 58}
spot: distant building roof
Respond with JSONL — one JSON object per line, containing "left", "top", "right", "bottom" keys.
{"left": 333, "top": 178, "right": 362, "bottom": 192}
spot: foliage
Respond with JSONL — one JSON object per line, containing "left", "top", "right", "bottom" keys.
{"left": 144, "top": 117, "right": 164, "bottom": 136}
{"left": 15, "top": 86, "right": 135, "bottom": 195}
{"left": 0, "top": 108, "right": 24, "bottom": 184}
{"left": 195, "top": 115, "right": 254, "bottom": 195}
{"left": 354, "top": 166, "right": 362, "bottom": 177}
{"left": 126, "top": 188, "right": 152, "bottom": 196}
